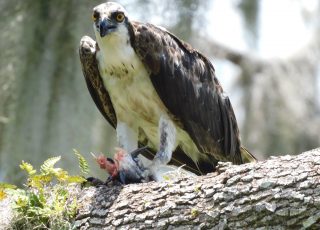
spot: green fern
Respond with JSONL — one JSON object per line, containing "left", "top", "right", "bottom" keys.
{"left": 0, "top": 183, "right": 17, "bottom": 189}
{"left": 8, "top": 154, "right": 89, "bottom": 229}
{"left": 20, "top": 161, "right": 37, "bottom": 175}
{"left": 40, "top": 156, "right": 61, "bottom": 174}
{"left": 73, "top": 149, "right": 89, "bottom": 174}
{"left": 66, "top": 175, "right": 86, "bottom": 184}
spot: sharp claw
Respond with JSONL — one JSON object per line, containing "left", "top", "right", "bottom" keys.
{"left": 119, "top": 171, "right": 126, "bottom": 184}
{"left": 104, "top": 176, "right": 113, "bottom": 185}
{"left": 86, "top": 177, "right": 105, "bottom": 186}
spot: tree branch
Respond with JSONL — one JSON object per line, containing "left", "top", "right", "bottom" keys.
{"left": 75, "top": 148, "right": 320, "bottom": 229}
{"left": 192, "top": 36, "right": 266, "bottom": 73}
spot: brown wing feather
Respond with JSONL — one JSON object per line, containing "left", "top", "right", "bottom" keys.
{"left": 79, "top": 36, "right": 117, "bottom": 128}
{"left": 129, "top": 22, "right": 245, "bottom": 166}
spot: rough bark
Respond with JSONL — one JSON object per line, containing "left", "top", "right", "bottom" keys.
{"left": 75, "top": 148, "right": 320, "bottom": 229}
{"left": 0, "top": 0, "right": 116, "bottom": 184}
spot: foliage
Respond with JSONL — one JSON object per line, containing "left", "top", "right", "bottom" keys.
{"left": 0, "top": 183, "right": 17, "bottom": 200}
{"left": 0, "top": 150, "right": 90, "bottom": 230}
{"left": 73, "top": 149, "right": 90, "bottom": 175}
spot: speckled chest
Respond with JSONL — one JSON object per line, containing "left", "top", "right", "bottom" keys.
{"left": 97, "top": 42, "right": 168, "bottom": 141}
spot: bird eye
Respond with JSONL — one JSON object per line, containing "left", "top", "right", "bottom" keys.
{"left": 92, "top": 11, "right": 99, "bottom": 21}
{"left": 115, "top": 12, "right": 125, "bottom": 22}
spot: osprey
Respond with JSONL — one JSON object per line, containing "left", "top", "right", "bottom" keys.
{"left": 79, "top": 2, "right": 256, "bottom": 176}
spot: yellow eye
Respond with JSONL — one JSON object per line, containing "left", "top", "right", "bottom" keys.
{"left": 116, "top": 13, "right": 125, "bottom": 22}
{"left": 92, "top": 11, "right": 99, "bottom": 21}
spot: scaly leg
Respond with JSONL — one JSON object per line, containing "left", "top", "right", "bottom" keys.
{"left": 116, "top": 122, "right": 138, "bottom": 153}
{"left": 150, "top": 116, "right": 176, "bottom": 180}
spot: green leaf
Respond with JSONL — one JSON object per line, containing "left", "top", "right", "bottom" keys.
{"left": 53, "top": 168, "right": 69, "bottom": 181}
{"left": 0, "top": 182, "right": 17, "bottom": 189}
{"left": 29, "top": 192, "right": 44, "bottom": 208}
{"left": 15, "top": 196, "right": 28, "bottom": 208}
{"left": 40, "top": 156, "right": 61, "bottom": 174}
{"left": 66, "top": 175, "right": 87, "bottom": 184}
{"left": 0, "top": 189, "right": 6, "bottom": 200}
{"left": 73, "top": 149, "right": 89, "bottom": 174}
{"left": 13, "top": 155, "right": 85, "bottom": 229}
{"left": 56, "top": 187, "right": 68, "bottom": 197}
{"left": 20, "top": 161, "right": 37, "bottom": 175}
{"left": 29, "top": 174, "right": 52, "bottom": 188}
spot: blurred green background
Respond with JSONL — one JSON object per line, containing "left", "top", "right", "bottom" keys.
{"left": 1, "top": 0, "right": 319, "bottom": 184}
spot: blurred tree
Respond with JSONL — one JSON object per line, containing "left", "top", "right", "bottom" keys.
{"left": 237, "top": 0, "right": 259, "bottom": 48}
{"left": 235, "top": 0, "right": 320, "bottom": 157}
{"left": 0, "top": 0, "right": 116, "bottom": 184}
{"left": 235, "top": 0, "right": 260, "bottom": 156}
{"left": 193, "top": 0, "right": 320, "bottom": 158}
{"left": 194, "top": 31, "right": 320, "bottom": 158}
{"left": 168, "top": 0, "right": 201, "bottom": 39}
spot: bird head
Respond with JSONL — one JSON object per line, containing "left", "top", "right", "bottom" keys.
{"left": 92, "top": 148, "right": 150, "bottom": 184}
{"left": 91, "top": 148, "right": 134, "bottom": 181}
{"left": 92, "top": 2, "right": 129, "bottom": 38}
{"left": 92, "top": 153, "right": 118, "bottom": 177}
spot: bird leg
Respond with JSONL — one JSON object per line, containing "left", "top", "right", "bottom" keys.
{"left": 149, "top": 116, "right": 176, "bottom": 180}
{"left": 116, "top": 122, "right": 138, "bottom": 153}
{"left": 154, "top": 116, "right": 176, "bottom": 165}
{"left": 90, "top": 118, "right": 177, "bottom": 184}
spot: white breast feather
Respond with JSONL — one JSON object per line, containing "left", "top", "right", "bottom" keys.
{"left": 95, "top": 25, "right": 203, "bottom": 164}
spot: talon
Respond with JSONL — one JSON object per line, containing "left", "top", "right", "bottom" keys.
{"left": 129, "top": 146, "right": 148, "bottom": 158}
{"left": 86, "top": 177, "right": 105, "bottom": 186}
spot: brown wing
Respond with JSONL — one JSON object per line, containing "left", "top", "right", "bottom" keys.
{"left": 79, "top": 36, "right": 117, "bottom": 128}
{"left": 128, "top": 22, "right": 244, "bottom": 166}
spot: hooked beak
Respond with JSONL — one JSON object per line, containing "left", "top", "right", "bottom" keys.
{"left": 97, "top": 18, "right": 117, "bottom": 37}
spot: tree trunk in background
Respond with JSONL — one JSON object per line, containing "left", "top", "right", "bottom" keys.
{"left": 75, "top": 148, "right": 320, "bottom": 229}
{"left": 193, "top": 33, "right": 320, "bottom": 159}
{"left": 0, "top": 0, "right": 116, "bottom": 184}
